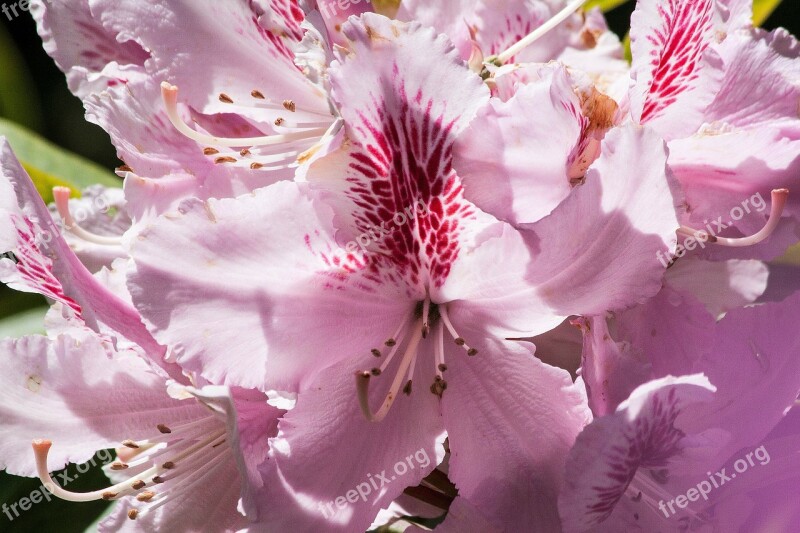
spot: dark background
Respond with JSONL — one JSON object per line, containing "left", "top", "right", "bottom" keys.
{"left": 0, "top": 2, "right": 798, "bottom": 531}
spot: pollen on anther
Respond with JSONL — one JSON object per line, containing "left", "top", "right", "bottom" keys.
{"left": 136, "top": 491, "right": 156, "bottom": 502}
{"left": 117, "top": 165, "right": 133, "bottom": 173}
{"left": 371, "top": 368, "right": 382, "bottom": 376}
{"left": 467, "top": 348, "right": 478, "bottom": 356}
{"left": 219, "top": 93, "right": 234, "bottom": 104}
{"left": 403, "top": 380, "right": 413, "bottom": 395}
{"left": 131, "top": 480, "right": 146, "bottom": 490}
{"left": 152, "top": 476, "right": 165, "bottom": 484}
{"left": 283, "top": 100, "right": 296, "bottom": 112}
{"left": 157, "top": 424, "right": 172, "bottom": 434}
{"left": 251, "top": 90, "right": 265, "bottom": 99}
{"left": 128, "top": 509, "right": 138, "bottom": 520}
{"left": 203, "top": 147, "right": 219, "bottom": 156}
{"left": 121, "top": 440, "right": 139, "bottom": 449}
{"left": 454, "top": 338, "right": 466, "bottom": 346}
{"left": 438, "top": 364, "right": 448, "bottom": 372}
{"left": 240, "top": 148, "right": 251, "bottom": 156}
{"left": 162, "top": 461, "right": 175, "bottom": 470}
{"left": 250, "top": 162, "right": 265, "bottom": 170}
{"left": 215, "top": 156, "right": 238, "bottom": 165}
{"left": 102, "top": 492, "right": 117, "bottom": 501}
{"left": 385, "top": 339, "right": 397, "bottom": 347}
{"left": 275, "top": 117, "right": 285, "bottom": 126}
{"left": 371, "top": 348, "right": 382, "bottom": 357}
{"left": 110, "top": 462, "right": 129, "bottom": 471}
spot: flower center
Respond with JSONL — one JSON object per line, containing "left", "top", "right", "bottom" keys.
{"left": 355, "top": 298, "right": 478, "bottom": 422}
{"left": 31, "top": 415, "right": 228, "bottom": 521}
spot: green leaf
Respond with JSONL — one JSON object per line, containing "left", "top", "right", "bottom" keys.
{"left": 0, "top": 306, "right": 48, "bottom": 338}
{"left": 0, "top": 23, "right": 43, "bottom": 131}
{"left": 0, "top": 118, "right": 120, "bottom": 203}
{"left": 752, "top": 0, "right": 784, "bottom": 26}
{"left": 584, "top": 0, "right": 631, "bottom": 12}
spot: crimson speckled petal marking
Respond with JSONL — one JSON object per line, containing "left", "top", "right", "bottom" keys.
{"left": 343, "top": 69, "right": 475, "bottom": 293}
{"left": 642, "top": 0, "right": 714, "bottom": 122}
{"left": 6, "top": 214, "right": 82, "bottom": 317}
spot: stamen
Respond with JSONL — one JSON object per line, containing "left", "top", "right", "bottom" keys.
{"left": 52, "top": 187, "right": 123, "bottom": 246}
{"left": 160, "top": 82, "right": 328, "bottom": 148}
{"left": 495, "top": 0, "right": 589, "bottom": 63}
{"left": 439, "top": 305, "right": 479, "bottom": 357}
{"left": 678, "top": 189, "right": 789, "bottom": 248}
{"left": 31, "top": 429, "right": 226, "bottom": 503}
{"left": 357, "top": 321, "right": 425, "bottom": 422}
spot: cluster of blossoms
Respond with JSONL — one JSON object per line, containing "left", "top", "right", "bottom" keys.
{"left": 1, "top": 0, "right": 799, "bottom": 531}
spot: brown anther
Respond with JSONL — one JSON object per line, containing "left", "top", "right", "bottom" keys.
{"left": 385, "top": 339, "right": 397, "bottom": 347}
{"left": 152, "top": 476, "right": 165, "bottom": 484}
{"left": 251, "top": 90, "right": 265, "bottom": 99}
{"left": 131, "top": 480, "right": 146, "bottom": 490}
{"left": 110, "top": 462, "right": 129, "bottom": 471}
{"left": 214, "top": 156, "right": 238, "bottom": 165}
{"left": 421, "top": 324, "right": 430, "bottom": 339}
{"left": 274, "top": 117, "right": 285, "bottom": 126}
{"left": 128, "top": 509, "right": 138, "bottom": 520}
{"left": 162, "top": 461, "right": 175, "bottom": 470}
{"left": 250, "top": 162, "right": 265, "bottom": 170}
{"left": 467, "top": 348, "right": 478, "bottom": 356}
{"left": 438, "top": 364, "right": 448, "bottom": 372}
{"left": 371, "top": 348, "right": 382, "bottom": 357}
{"left": 239, "top": 148, "right": 251, "bottom": 156}
{"left": 116, "top": 165, "right": 132, "bottom": 173}
{"left": 358, "top": 371, "right": 371, "bottom": 380}
{"left": 282, "top": 100, "right": 296, "bottom": 112}
{"left": 454, "top": 338, "right": 466, "bottom": 346}
{"left": 403, "top": 380, "right": 413, "bottom": 396}
{"left": 136, "top": 491, "right": 156, "bottom": 502}
{"left": 102, "top": 492, "right": 117, "bottom": 501}
{"left": 430, "top": 378, "right": 447, "bottom": 398}
{"left": 219, "top": 93, "right": 234, "bottom": 104}
{"left": 371, "top": 368, "right": 382, "bottom": 376}
{"left": 157, "top": 424, "right": 172, "bottom": 434}
{"left": 122, "top": 440, "right": 140, "bottom": 449}
{"left": 203, "top": 147, "right": 220, "bottom": 156}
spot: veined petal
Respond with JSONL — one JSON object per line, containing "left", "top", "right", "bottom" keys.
{"left": 88, "top": 0, "right": 327, "bottom": 118}
{"left": 559, "top": 375, "right": 716, "bottom": 532}
{"left": 442, "top": 337, "right": 590, "bottom": 532}
{"left": 127, "top": 180, "right": 408, "bottom": 392}
{"left": 267, "top": 355, "right": 445, "bottom": 532}
{"left": 0, "top": 333, "right": 202, "bottom": 477}
{"left": 666, "top": 259, "right": 769, "bottom": 316}
{"left": 30, "top": 0, "right": 149, "bottom": 98}
{"left": 454, "top": 65, "right": 587, "bottom": 226}
{"left": 523, "top": 124, "right": 681, "bottom": 316}
{"left": 0, "top": 140, "right": 178, "bottom": 377}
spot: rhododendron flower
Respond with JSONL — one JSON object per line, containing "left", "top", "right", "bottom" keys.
{"left": 560, "top": 292, "right": 800, "bottom": 531}
{"left": 122, "top": 13, "right": 686, "bottom": 530}
{"left": 627, "top": 0, "right": 800, "bottom": 259}
{"left": 0, "top": 329, "right": 282, "bottom": 531}
{"left": 1, "top": 0, "right": 799, "bottom": 531}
